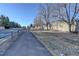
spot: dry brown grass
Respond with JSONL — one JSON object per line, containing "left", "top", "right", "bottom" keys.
{"left": 33, "top": 31, "right": 79, "bottom": 56}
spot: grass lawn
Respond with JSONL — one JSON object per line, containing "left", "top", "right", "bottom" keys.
{"left": 33, "top": 31, "right": 79, "bottom": 56}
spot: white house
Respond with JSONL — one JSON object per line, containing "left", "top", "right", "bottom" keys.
{"left": 51, "top": 20, "right": 76, "bottom": 32}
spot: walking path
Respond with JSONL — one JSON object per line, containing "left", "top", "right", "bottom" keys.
{"left": 4, "top": 32, "right": 51, "bottom": 56}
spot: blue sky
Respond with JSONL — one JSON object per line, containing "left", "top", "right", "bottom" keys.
{"left": 0, "top": 3, "right": 78, "bottom": 27}
{"left": 0, "top": 3, "right": 39, "bottom": 26}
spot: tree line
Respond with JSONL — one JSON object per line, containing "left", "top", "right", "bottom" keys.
{"left": 0, "top": 15, "right": 21, "bottom": 29}
{"left": 32, "top": 3, "right": 79, "bottom": 33}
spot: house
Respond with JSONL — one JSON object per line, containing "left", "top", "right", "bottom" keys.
{"left": 33, "top": 24, "right": 51, "bottom": 31}
{"left": 32, "top": 19, "right": 78, "bottom": 32}
{"left": 51, "top": 20, "right": 76, "bottom": 32}
{"left": 42, "top": 24, "right": 51, "bottom": 30}
{"left": 33, "top": 25, "right": 43, "bottom": 31}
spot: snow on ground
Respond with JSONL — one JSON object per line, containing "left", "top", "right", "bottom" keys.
{"left": 0, "top": 28, "right": 21, "bottom": 39}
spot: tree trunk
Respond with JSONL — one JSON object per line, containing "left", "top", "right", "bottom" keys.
{"left": 69, "top": 23, "right": 71, "bottom": 32}
{"left": 46, "top": 23, "right": 49, "bottom": 30}
{"left": 75, "top": 21, "right": 78, "bottom": 33}
{"left": 47, "top": 24, "right": 48, "bottom": 30}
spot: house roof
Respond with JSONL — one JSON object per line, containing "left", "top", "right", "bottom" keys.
{"left": 51, "top": 20, "right": 67, "bottom": 23}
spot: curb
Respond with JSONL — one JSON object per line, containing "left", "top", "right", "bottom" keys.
{"left": 31, "top": 32, "right": 53, "bottom": 56}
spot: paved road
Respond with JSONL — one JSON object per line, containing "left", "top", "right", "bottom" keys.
{"left": 4, "top": 32, "right": 51, "bottom": 56}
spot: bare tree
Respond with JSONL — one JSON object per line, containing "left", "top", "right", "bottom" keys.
{"left": 64, "top": 3, "right": 78, "bottom": 32}
{"left": 37, "top": 3, "right": 79, "bottom": 32}
{"left": 54, "top": 3, "right": 79, "bottom": 32}
{"left": 34, "top": 15, "right": 43, "bottom": 30}
{"left": 38, "top": 4, "right": 53, "bottom": 30}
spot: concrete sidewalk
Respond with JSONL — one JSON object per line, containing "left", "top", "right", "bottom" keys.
{"left": 4, "top": 32, "right": 51, "bottom": 56}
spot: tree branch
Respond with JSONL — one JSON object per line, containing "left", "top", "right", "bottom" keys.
{"left": 71, "top": 3, "right": 78, "bottom": 22}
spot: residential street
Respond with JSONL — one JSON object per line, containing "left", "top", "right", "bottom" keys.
{"left": 4, "top": 32, "right": 51, "bottom": 56}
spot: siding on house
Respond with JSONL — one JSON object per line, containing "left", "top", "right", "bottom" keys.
{"left": 34, "top": 26, "right": 42, "bottom": 30}
{"left": 51, "top": 20, "right": 76, "bottom": 32}
{"left": 43, "top": 25, "right": 50, "bottom": 30}
{"left": 33, "top": 20, "right": 77, "bottom": 32}
{"left": 30, "top": 25, "right": 43, "bottom": 31}
{"left": 33, "top": 24, "right": 50, "bottom": 30}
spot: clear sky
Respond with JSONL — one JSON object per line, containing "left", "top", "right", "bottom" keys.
{"left": 0, "top": 3, "right": 39, "bottom": 27}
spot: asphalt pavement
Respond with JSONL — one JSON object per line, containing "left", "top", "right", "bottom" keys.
{"left": 4, "top": 32, "right": 51, "bottom": 56}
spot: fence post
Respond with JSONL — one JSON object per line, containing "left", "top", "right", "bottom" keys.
{"left": 11, "top": 31, "right": 13, "bottom": 40}
{"left": 17, "top": 30, "right": 19, "bottom": 37}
